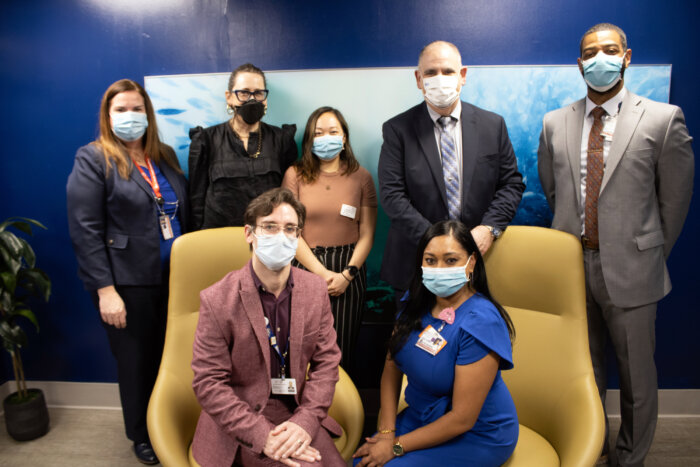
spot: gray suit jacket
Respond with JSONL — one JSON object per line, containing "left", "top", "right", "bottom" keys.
{"left": 538, "top": 91, "right": 694, "bottom": 308}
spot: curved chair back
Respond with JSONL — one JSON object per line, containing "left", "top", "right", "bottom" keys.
{"left": 147, "top": 227, "right": 364, "bottom": 465}
{"left": 484, "top": 226, "right": 605, "bottom": 467}
{"left": 148, "top": 227, "right": 250, "bottom": 467}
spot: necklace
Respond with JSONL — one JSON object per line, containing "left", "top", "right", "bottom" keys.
{"left": 230, "top": 119, "right": 262, "bottom": 158}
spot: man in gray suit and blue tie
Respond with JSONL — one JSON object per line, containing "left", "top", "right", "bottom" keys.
{"left": 538, "top": 23, "right": 694, "bottom": 467}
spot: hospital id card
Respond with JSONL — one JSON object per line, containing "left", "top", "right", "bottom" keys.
{"left": 415, "top": 325, "right": 447, "bottom": 356}
{"left": 271, "top": 377, "right": 298, "bottom": 395}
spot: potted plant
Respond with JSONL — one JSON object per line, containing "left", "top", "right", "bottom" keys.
{"left": 0, "top": 217, "right": 51, "bottom": 441}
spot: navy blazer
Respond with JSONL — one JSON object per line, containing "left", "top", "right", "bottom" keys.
{"left": 379, "top": 101, "right": 525, "bottom": 290}
{"left": 67, "top": 143, "right": 189, "bottom": 290}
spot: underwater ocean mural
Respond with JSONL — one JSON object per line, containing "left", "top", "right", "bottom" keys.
{"left": 146, "top": 65, "right": 671, "bottom": 309}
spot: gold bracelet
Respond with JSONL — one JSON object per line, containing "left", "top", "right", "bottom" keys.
{"left": 378, "top": 428, "right": 396, "bottom": 434}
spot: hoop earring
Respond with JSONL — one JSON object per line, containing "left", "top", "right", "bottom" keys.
{"left": 226, "top": 104, "right": 234, "bottom": 115}
{"left": 467, "top": 272, "right": 473, "bottom": 283}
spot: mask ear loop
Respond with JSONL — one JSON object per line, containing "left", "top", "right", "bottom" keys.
{"left": 465, "top": 255, "right": 474, "bottom": 284}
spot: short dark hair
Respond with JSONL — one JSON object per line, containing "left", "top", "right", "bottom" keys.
{"left": 228, "top": 63, "right": 266, "bottom": 91}
{"left": 243, "top": 187, "right": 306, "bottom": 228}
{"left": 580, "top": 23, "right": 628, "bottom": 55}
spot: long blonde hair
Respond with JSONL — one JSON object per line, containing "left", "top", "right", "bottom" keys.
{"left": 94, "top": 79, "right": 180, "bottom": 179}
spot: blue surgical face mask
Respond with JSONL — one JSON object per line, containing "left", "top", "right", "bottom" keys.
{"left": 421, "top": 256, "right": 472, "bottom": 298}
{"left": 253, "top": 232, "right": 298, "bottom": 271}
{"left": 112, "top": 111, "right": 148, "bottom": 142}
{"left": 312, "top": 135, "right": 344, "bottom": 160}
{"left": 581, "top": 51, "right": 625, "bottom": 92}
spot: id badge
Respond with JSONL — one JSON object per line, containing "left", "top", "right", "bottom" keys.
{"left": 159, "top": 215, "right": 174, "bottom": 240}
{"left": 271, "top": 377, "right": 297, "bottom": 395}
{"left": 601, "top": 119, "right": 616, "bottom": 141}
{"left": 340, "top": 204, "right": 357, "bottom": 219}
{"left": 415, "top": 325, "right": 447, "bottom": 356}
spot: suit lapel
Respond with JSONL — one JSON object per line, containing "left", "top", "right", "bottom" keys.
{"left": 414, "top": 103, "right": 449, "bottom": 209}
{"left": 566, "top": 99, "right": 585, "bottom": 207}
{"left": 288, "top": 268, "right": 304, "bottom": 382}
{"left": 460, "top": 103, "right": 478, "bottom": 215}
{"left": 601, "top": 92, "right": 643, "bottom": 193}
{"left": 239, "top": 269, "right": 271, "bottom": 375}
{"left": 130, "top": 161, "right": 156, "bottom": 200}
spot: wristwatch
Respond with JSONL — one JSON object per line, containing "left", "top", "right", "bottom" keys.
{"left": 344, "top": 265, "right": 359, "bottom": 277}
{"left": 392, "top": 438, "right": 405, "bottom": 457}
{"left": 485, "top": 225, "right": 503, "bottom": 240}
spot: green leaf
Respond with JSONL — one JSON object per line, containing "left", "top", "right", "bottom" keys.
{"left": 0, "top": 231, "right": 24, "bottom": 260}
{"left": 0, "top": 217, "right": 47, "bottom": 233}
{"left": 0, "top": 321, "right": 27, "bottom": 350}
{"left": 0, "top": 289, "right": 13, "bottom": 313}
{"left": 0, "top": 245, "right": 21, "bottom": 275}
{"left": 18, "top": 269, "right": 51, "bottom": 302}
{"left": 0, "top": 271, "right": 16, "bottom": 296}
{"left": 14, "top": 309, "right": 39, "bottom": 332}
{"left": 18, "top": 237, "right": 36, "bottom": 268}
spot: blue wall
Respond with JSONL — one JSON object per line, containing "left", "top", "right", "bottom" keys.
{"left": 1, "top": 0, "right": 698, "bottom": 387}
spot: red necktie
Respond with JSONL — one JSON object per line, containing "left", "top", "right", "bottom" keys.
{"left": 584, "top": 106, "right": 607, "bottom": 248}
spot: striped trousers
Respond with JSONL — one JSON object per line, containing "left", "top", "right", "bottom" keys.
{"left": 293, "top": 243, "right": 366, "bottom": 369}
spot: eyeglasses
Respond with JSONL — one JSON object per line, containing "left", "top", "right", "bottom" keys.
{"left": 254, "top": 223, "right": 301, "bottom": 237}
{"left": 232, "top": 89, "right": 269, "bottom": 102}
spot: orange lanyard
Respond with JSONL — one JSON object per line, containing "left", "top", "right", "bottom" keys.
{"left": 133, "top": 157, "right": 163, "bottom": 204}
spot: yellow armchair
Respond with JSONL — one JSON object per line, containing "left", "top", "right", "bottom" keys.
{"left": 391, "top": 226, "right": 604, "bottom": 466}
{"left": 486, "top": 226, "right": 605, "bottom": 467}
{"left": 147, "top": 227, "right": 364, "bottom": 466}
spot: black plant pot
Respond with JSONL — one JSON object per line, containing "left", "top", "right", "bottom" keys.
{"left": 3, "top": 388, "right": 50, "bottom": 441}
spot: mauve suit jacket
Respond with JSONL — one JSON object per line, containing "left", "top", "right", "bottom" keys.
{"left": 191, "top": 262, "right": 342, "bottom": 467}
{"left": 379, "top": 101, "right": 525, "bottom": 290}
{"left": 538, "top": 91, "right": 694, "bottom": 308}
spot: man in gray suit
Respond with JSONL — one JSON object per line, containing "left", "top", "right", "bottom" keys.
{"left": 538, "top": 23, "right": 694, "bottom": 467}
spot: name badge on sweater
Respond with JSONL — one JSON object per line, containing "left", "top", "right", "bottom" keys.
{"left": 271, "top": 377, "right": 297, "bottom": 395}
{"left": 340, "top": 204, "right": 357, "bottom": 219}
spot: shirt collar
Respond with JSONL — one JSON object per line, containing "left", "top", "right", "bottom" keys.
{"left": 427, "top": 100, "right": 462, "bottom": 125}
{"left": 249, "top": 261, "right": 294, "bottom": 293}
{"left": 585, "top": 86, "right": 626, "bottom": 118}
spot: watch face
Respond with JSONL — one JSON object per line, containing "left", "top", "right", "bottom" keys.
{"left": 347, "top": 265, "right": 359, "bottom": 276}
{"left": 393, "top": 443, "right": 404, "bottom": 456}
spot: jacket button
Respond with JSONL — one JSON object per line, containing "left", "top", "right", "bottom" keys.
{"left": 108, "top": 239, "right": 114, "bottom": 245}
{"left": 254, "top": 404, "right": 261, "bottom": 411}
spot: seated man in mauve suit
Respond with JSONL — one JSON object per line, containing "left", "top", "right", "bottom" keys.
{"left": 191, "top": 187, "right": 346, "bottom": 467}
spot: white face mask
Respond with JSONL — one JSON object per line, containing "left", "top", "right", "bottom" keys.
{"left": 422, "top": 75, "right": 460, "bottom": 108}
{"left": 253, "top": 232, "right": 298, "bottom": 271}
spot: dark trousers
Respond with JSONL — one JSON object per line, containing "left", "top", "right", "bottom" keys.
{"left": 294, "top": 243, "right": 366, "bottom": 369}
{"left": 91, "top": 281, "right": 168, "bottom": 443}
{"left": 584, "top": 249, "right": 658, "bottom": 467}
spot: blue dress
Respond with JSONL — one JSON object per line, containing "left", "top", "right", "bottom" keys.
{"left": 387, "top": 294, "right": 518, "bottom": 466}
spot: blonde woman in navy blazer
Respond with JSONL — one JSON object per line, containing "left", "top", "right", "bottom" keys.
{"left": 67, "top": 79, "right": 188, "bottom": 465}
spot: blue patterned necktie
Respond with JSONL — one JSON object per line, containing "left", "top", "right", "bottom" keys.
{"left": 439, "top": 116, "right": 460, "bottom": 220}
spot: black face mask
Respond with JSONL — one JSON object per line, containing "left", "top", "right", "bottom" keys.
{"left": 236, "top": 100, "right": 265, "bottom": 125}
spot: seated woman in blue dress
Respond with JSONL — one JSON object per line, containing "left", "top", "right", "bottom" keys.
{"left": 353, "top": 220, "right": 518, "bottom": 466}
